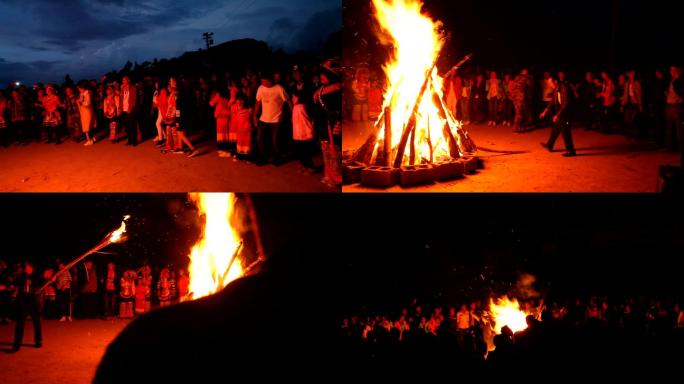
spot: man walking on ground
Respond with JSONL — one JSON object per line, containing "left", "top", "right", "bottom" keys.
{"left": 541, "top": 75, "right": 576, "bottom": 157}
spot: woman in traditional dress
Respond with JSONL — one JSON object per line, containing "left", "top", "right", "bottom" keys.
{"left": 9, "top": 89, "right": 29, "bottom": 143}
{"left": 234, "top": 94, "right": 254, "bottom": 160}
{"left": 41, "top": 85, "right": 63, "bottom": 144}
{"left": 119, "top": 271, "right": 135, "bottom": 319}
{"left": 77, "top": 82, "right": 95, "bottom": 146}
{"left": 0, "top": 91, "right": 8, "bottom": 147}
{"left": 103, "top": 85, "right": 120, "bottom": 142}
{"left": 209, "top": 88, "right": 231, "bottom": 157}
{"left": 157, "top": 268, "right": 172, "bottom": 308}
{"left": 64, "top": 87, "right": 82, "bottom": 142}
{"left": 313, "top": 59, "right": 342, "bottom": 188}
{"left": 164, "top": 77, "right": 198, "bottom": 158}
{"left": 152, "top": 79, "right": 167, "bottom": 145}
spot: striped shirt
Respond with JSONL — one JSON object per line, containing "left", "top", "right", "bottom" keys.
{"left": 57, "top": 271, "right": 72, "bottom": 290}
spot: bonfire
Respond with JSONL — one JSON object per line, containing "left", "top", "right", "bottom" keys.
{"left": 186, "top": 193, "right": 265, "bottom": 300}
{"left": 345, "top": 0, "right": 480, "bottom": 188}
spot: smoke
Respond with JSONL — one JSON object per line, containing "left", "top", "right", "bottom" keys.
{"left": 514, "top": 273, "right": 540, "bottom": 300}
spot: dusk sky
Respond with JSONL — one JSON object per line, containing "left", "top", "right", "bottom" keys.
{"left": 0, "top": 0, "right": 340, "bottom": 85}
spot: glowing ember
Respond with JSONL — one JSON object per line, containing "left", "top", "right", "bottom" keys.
{"left": 367, "top": 0, "right": 475, "bottom": 166}
{"left": 110, "top": 215, "right": 130, "bottom": 243}
{"left": 188, "top": 193, "right": 244, "bottom": 300}
{"left": 489, "top": 296, "right": 530, "bottom": 334}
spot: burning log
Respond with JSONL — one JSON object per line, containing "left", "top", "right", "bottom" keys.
{"left": 442, "top": 52, "right": 474, "bottom": 79}
{"left": 392, "top": 58, "right": 440, "bottom": 169}
{"left": 37, "top": 215, "right": 130, "bottom": 294}
{"left": 352, "top": 117, "right": 386, "bottom": 165}
{"left": 383, "top": 106, "right": 392, "bottom": 167}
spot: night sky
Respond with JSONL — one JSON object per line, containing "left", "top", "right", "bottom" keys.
{"left": 0, "top": 0, "right": 340, "bottom": 85}
{"left": 344, "top": 0, "right": 684, "bottom": 76}
{"left": 334, "top": 195, "right": 684, "bottom": 312}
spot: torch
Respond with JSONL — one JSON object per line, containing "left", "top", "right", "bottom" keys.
{"left": 36, "top": 215, "right": 130, "bottom": 294}
{"left": 443, "top": 53, "right": 474, "bottom": 79}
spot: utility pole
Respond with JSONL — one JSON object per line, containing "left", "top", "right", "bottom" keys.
{"left": 202, "top": 32, "right": 215, "bottom": 50}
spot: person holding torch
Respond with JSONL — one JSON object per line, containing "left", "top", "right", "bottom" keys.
{"left": 11, "top": 261, "right": 42, "bottom": 352}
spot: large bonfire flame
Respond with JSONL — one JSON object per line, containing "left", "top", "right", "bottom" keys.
{"left": 484, "top": 296, "right": 537, "bottom": 354}
{"left": 188, "top": 193, "right": 244, "bottom": 300}
{"left": 357, "top": 0, "right": 476, "bottom": 167}
{"left": 489, "top": 296, "right": 530, "bottom": 334}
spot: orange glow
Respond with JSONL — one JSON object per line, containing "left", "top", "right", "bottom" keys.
{"left": 489, "top": 296, "right": 531, "bottom": 334}
{"left": 187, "top": 193, "right": 243, "bottom": 300}
{"left": 370, "top": 0, "right": 473, "bottom": 166}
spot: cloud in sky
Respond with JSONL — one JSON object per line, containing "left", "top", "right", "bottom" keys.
{"left": 0, "top": 0, "right": 340, "bottom": 85}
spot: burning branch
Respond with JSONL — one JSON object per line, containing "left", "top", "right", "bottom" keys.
{"left": 36, "top": 215, "right": 130, "bottom": 294}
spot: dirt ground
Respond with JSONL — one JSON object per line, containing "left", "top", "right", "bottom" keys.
{"left": 343, "top": 121, "right": 680, "bottom": 192}
{"left": 0, "top": 319, "right": 129, "bottom": 384}
{"left": 0, "top": 132, "right": 337, "bottom": 193}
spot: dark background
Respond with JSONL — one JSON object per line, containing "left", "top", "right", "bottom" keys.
{"left": 0, "top": 194, "right": 340, "bottom": 272}
{"left": 1, "top": 194, "right": 683, "bottom": 315}
{"left": 343, "top": 0, "right": 684, "bottom": 75}
{"left": 334, "top": 195, "right": 684, "bottom": 313}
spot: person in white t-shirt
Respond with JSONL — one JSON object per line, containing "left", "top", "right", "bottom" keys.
{"left": 253, "top": 72, "right": 293, "bottom": 165}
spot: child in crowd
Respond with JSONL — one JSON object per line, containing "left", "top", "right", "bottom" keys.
{"left": 0, "top": 92, "right": 8, "bottom": 147}
{"left": 292, "top": 90, "right": 316, "bottom": 174}
{"left": 152, "top": 80, "right": 167, "bottom": 145}
{"left": 41, "top": 268, "right": 58, "bottom": 319}
{"left": 103, "top": 86, "right": 120, "bottom": 142}
{"left": 103, "top": 262, "right": 117, "bottom": 319}
{"left": 42, "top": 85, "right": 63, "bottom": 144}
{"left": 234, "top": 94, "right": 253, "bottom": 161}
{"left": 210, "top": 89, "right": 232, "bottom": 158}
{"left": 119, "top": 270, "right": 135, "bottom": 319}
{"left": 134, "top": 274, "right": 146, "bottom": 315}
{"left": 157, "top": 268, "right": 172, "bottom": 307}
{"left": 177, "top": 269, "right": 189, "bottom": 303}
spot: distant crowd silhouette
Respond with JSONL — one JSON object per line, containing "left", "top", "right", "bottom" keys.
{"left": 339, "top": 295, "right": 684, "bottom": 382}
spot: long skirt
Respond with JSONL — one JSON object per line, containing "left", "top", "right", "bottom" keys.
{"left": 216, "top": 117, "right": 230, "bottom": 146}
{"left": 236, "top": 121, "right": 252, "bottom": 155}
{"left": 321, "top": 140, "right": 342, "bottom": 186}
{"left": 80, "top": 108, "right": 93, "bottom": 133}
{"left": 67, "top": 110, "right": 82, "bottom": 139}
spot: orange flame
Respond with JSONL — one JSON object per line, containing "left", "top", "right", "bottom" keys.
{"left": 109, "top": 215, "right": 130, "bottom": 243}
{"left": 489, "top": 296, "right": 530, "bottom": 334}
{"left": 371, "top": 0, "right": 469, "bottom": 165}
{"left": 187, "top": 193, "right": 243, "bottom": 300}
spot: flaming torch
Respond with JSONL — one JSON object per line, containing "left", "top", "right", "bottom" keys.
{"left": 186, "top": 193, "right": 247, "bottom": 300}
{"left": 36, "top": 215, "right": 130, "bottom": 294}
{"left": 346, "top": 0, "right": 479, "bottom": 188}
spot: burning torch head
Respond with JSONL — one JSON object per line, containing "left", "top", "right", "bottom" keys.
{"left": 109, "top": 215, "right": 130, "bottom": 244}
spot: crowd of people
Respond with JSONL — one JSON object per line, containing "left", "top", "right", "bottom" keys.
{"left": 0, "top": 61, "right": 342, "bottom": 187}
{"left": 348, "top": 65, "right": 684, "bottom": 163}
{"left": 0, "top": 259, "right": 193, "bottom": 352}
{"left": 339, "top": 295, "right": 684, "bottom": 379}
